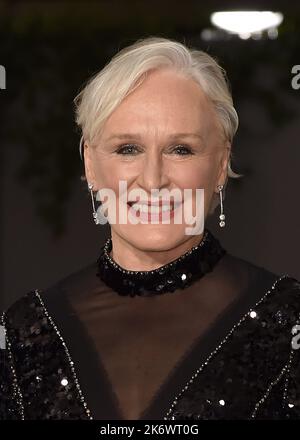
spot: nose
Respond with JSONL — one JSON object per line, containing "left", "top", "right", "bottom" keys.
{"left": 135, "top": 148, "right": 170, "bottom": 193}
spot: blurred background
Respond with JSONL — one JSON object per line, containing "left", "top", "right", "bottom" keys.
{"left": 1, "top": 0, "right": 299, "bottom": 310}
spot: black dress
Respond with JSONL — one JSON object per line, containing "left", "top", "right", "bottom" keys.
{"left": 1, "top": 227, "right": 300, "bottom": 420}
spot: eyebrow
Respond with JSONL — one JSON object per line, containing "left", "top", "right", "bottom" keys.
{"left": 104, "top": 132, "right": 205, "bottom": 142}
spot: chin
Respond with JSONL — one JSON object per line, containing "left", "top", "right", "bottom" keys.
{"left": 117, "top": 223, "right": 189, "bottom": 252}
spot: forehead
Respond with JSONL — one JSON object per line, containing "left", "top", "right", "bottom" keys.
{"left": 102, "top": 69, "right": 217, "bottom": 135}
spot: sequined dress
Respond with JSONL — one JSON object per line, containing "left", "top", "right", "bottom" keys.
{"left": 1, "top": 228, "right": 300, "bottom": 420}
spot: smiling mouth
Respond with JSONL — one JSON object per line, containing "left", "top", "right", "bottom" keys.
{"left": 127, "top": 201, "right": 182, "bottom": 214}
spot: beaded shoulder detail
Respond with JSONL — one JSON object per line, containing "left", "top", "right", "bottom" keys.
{"left": 164, "top": 275, "right": 300, "bottom": 420}
{"left": 0, "top": 312, "right": 24, "bottom": 420}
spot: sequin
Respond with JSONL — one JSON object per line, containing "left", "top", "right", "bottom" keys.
{"left": 96, "top": 228, "right": 226, "bottom": 297}
{"left": 1, "top": 253, "right": 300, "bottom": 420}
{"left": 0, "top": 294, "right": 92, "bottom": 420}
{"left": 163, "top": 276, "right": 300, "bottom": 420}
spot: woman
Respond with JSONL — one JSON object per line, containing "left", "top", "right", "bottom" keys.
{"left": 1, "top": 36, "right": 300, "bottom": 421}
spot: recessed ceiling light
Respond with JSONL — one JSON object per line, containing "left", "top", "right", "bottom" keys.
{"left": 210, "top": 11, "right": 283, "bottom": 35}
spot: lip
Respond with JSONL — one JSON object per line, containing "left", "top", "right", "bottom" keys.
{"left": 127, "top": 201, "right": 175, "bottom": 207}
{"left": 127, "top": 200, "right": 182, "bottom": 208}
{"left": 127, "top": 201, "right": 182, "bottom": 223}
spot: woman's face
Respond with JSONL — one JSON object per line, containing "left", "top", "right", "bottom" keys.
{"left": 84, "top": 68, "right": 230, "bottom": 252}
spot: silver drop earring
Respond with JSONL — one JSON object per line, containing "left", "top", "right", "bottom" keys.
{"left": 88, "top": 182, "right": 100, "bottom": 225}
{"left": 217, "top": 184, "right": 226, "bottom": 228}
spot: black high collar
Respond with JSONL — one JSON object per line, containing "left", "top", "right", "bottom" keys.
{"left": 96, "top": 228, "right": 226, "bottom": 297}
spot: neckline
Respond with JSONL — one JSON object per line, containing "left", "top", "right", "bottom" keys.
{"left": 96, "top": 228, "right": 227, "bottom": 297}
{"left": 36, "top": 263, "right": 282, "bottom": 420}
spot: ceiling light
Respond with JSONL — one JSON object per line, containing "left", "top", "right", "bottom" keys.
{"left": 210, "top": 11, "right": 283, "bottom": 35}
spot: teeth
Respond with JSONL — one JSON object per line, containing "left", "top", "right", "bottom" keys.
{"left": 130, "top": 203, "right": 174, "bottom": 213}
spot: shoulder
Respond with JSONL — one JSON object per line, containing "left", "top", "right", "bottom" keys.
{"left": 2, "top": 258, "right": 101, "bottom": 338}
{"left": 1, "top": 290, "right": 48, "bottom": 353}
{"left": 223, "top": 251, "right": 300, "bottom": 290}
{"left": 219, "top": 252, "right": 300, "bottom": 324}
{"left": 3, "top": 254, "right": 300, "bottom": 330}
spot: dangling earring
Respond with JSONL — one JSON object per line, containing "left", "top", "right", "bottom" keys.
{"left": 217, "top": 184, "right": 225, "bottom": 228}
{"left": 88, "top": 182, "right": 100, "bottom": 225}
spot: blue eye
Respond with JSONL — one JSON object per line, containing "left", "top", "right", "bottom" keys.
{"left": 172, "top": 145, "right": 194, "bottom": 155}
{"left": 115, "top": 144, "right": 194, "bottom": 155}
{"left": 116, "top": 144, "right": 139, "bottom": 155}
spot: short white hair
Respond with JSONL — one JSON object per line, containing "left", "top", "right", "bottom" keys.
{"left": 74, "top": 36, "right": 242, "bottom": 192}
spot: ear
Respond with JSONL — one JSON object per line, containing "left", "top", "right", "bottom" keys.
{"left": 83, "top": 142, "right": 97, "bottom": 187}
{"left": 216, "top": 141, "right": 231, "bottom": 189}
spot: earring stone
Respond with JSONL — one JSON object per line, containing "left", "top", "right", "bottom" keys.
{"left": 87, "top": 182, "right": 100, "bottom": 225}
{"left": 218, "top": 185, "right": 226, "bottom": 228}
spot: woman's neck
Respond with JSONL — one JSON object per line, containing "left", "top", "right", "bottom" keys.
{"left": 108, "top": 231, "right": 205, "bottom": 272}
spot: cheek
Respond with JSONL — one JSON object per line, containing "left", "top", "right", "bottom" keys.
{"left": 172, "top": 159, "right": 218, "bottom": 192}
{"left": 172, "top": 161, "right": 219, "bottom": 218}
{"left": 94, "top": 159, "right": 128, "bottom": 191}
